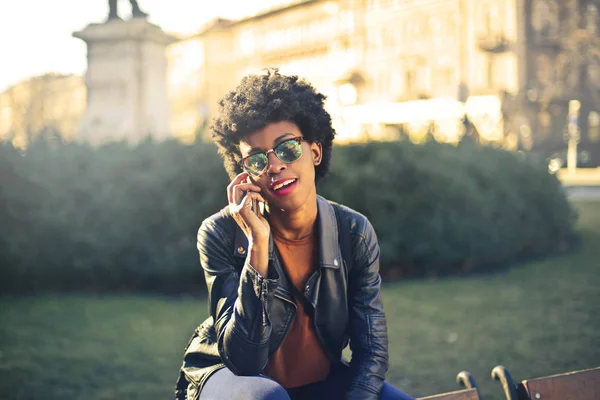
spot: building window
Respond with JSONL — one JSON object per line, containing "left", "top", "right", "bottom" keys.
{"left": 405, "top": 69, "right": 416, "bottom": 96}
{"left": 532, "top": 0, "right": 559, "bottom": 37}
{"left": 481, "top": 3, "right": 499, "bottom": 36}
{"left": 435, "top": 67, "right": 454, "bottom": 90}
{"left": 367, "top": 29, "right": 380, "bottom": 48}
{"left": 416, "top": 64, "right": 431, "bottom": 95}
{"left": 406, "top": 21, "right": 419, "bottom": 38}
{"left": 486, "top": 57, "right": 494, "bottom": 88}
{"left": 586, "top": 4, "right": 599, "bottom": 34}
{"left": 429, "top": 17, "right": 441, "bottom": 34}
{"left": 238, "top": 30, "right": 255, "bottom": 55}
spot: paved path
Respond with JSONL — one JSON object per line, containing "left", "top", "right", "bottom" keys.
{"left": 564, "top": 186, "right": 600, "bottom": 200}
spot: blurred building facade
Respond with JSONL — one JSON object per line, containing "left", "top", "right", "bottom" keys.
{"left": 167, "top": 0, "right": 521, "bottom": 143}
{"left": 0, "top": 74, "right": 86, "bottom": 148}
{"left": 168, "top": 0, "right": 356, "bottom": 142}
{"left": 168, "top": 0, "right": 600, "bottom": 157}
{"left": 1, "top": 0, "right": 597, "bottom": 157}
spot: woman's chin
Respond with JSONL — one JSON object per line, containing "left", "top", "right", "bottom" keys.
{"left": 271, "top": 191, "right": 316, "bottom": 214}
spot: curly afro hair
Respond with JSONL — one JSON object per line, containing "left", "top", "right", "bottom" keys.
{"left": 211, "top": 69, "right": 336, "bottom": 183}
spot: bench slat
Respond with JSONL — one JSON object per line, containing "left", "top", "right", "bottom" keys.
{"left": 418, "top": 388, "right": 480, "bottom": 400}
{"left": 521, "top": 367, "right": 600, "bottom": 400}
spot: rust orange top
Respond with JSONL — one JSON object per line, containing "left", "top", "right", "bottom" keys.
{"left": 263, "top": 228, "right": 331, "bottom": 388}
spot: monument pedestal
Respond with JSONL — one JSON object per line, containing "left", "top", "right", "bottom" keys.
{"left": 73, "top": 18, "right": 176, "bottom": 144}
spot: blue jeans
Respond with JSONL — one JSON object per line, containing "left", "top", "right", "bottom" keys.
{"left": 199, "top": 363, "right": 415, "bottom": 400}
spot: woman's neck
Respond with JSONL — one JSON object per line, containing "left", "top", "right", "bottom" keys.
{"left": 268, "top": 192, "right": 318, "bottom": 241}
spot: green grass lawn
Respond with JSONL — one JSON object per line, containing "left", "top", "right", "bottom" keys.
{"left": 1, "top": 201, "right": 598, "bottom": 400}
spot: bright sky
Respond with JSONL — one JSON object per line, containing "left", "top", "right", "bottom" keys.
{"left": 0, "top": 0, "right": 287, "bottom": 92}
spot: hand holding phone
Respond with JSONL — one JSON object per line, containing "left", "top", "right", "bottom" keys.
{"left": 227, "top": 172, "right": 270, "bottom": 275}
{"left": 226, "top": 172, "right": 269, "bottom": 240}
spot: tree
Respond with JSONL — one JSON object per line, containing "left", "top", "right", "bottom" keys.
{"left": 0, "top": 74, "right": 85, "bottom": 148}
{"left": 532, "top": 0, "right": 600, "bottom": 163}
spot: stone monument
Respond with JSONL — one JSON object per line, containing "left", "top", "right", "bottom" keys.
{"left": 73, "top": 2, "right": 176, "bottom": 144}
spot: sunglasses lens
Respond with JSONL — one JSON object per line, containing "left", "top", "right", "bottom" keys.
{"left": 244, "top": 153, "right": 268, "bottom": 176}
{"left": 275, "top": 139, "right": 302, "bottom": 163}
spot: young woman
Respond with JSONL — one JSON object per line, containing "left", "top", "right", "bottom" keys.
{"left": 176, "top": 70, "right": 415, "bottom": 400}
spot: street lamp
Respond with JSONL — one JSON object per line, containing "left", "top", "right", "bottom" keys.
{"left": 567, "top": 99, "right": 581, "bottom": 174}
{"left": 589, "top": 111, "right": 599, "bottom": 142}
{"left": 457, "top": 82, "right": 469, "bottom": 136}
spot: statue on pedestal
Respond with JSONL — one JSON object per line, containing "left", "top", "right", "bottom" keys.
{"left": 108, "top": 0, "right": 148, "bottom": 20}
{"left": 74, "top": 2, "right": 175, "bottom": 145}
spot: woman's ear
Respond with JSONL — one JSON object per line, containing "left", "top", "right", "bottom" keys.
{"left": 311, "top": 141, "right": 322, "bottom": 165}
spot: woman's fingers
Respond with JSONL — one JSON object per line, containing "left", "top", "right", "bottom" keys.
{"left": 227, "top": 172, "right": 250, "bottom": 204}
{"left": 232, "top": 183, "right": 262, "bottom": 205}
{"left": 239, "top": 191, "right": 266, "bottom": 213}
{"left": 227, "top": 173, "right": 262, "bottom": 205}
{"left": 236, "top": 192, "right": 268, "bottom": 239}
{"left": 227, "top": 172, "right": 269, "bottom": 240}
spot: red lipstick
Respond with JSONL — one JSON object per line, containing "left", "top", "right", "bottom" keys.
{"left": 270, "top": 178, "right": 298, "bottom": 197}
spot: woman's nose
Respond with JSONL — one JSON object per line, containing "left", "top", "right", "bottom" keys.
{"left": 266, "top": 152, "right": 286, "bottom": 176}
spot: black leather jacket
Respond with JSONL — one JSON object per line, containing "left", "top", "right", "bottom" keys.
{"left": 176, "top": 196, "right": 389, "bottom": 400}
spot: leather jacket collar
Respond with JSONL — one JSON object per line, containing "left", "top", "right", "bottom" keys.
{"left": 232, "top": 195, "right": 342, "bottom": 269}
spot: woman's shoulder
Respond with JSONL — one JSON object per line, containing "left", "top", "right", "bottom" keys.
{"left": 197, "top": 205, "right": 237, "bottom": 243}
{"left": 321, "top": 197, "right": 380, "bottom": 268}
{"left": 322, "top": 197, "right": 375, "bottom": 239}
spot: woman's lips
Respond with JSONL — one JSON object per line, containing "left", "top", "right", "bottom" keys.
{"left": 271, "top": 179, "right": 298, "bottom": 197}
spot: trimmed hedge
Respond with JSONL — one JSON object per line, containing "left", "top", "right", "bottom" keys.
{"left": 0, "top": 137, "right": 228, "bottom": 293}
{"left": 320, "top": 139, "right": 577, "bottom": 278}
{"left": 0, "top": 136, "right": 577, "bottom": 293}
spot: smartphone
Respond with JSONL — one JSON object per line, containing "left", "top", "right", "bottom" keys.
{"left": 251, "top": 198, "right": 264, "bottom": 216}
{"left": 247, "top": 176, "right": 264, "bottom": 216}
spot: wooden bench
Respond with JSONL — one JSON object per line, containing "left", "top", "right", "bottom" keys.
{"left": 418, "top": 388, "right": 481, "bottom": 400}
{"left": 518, "top": 367, "right": 600, "bottom": 400}
{"left": 417, "top": 371, "right": 482, "bottom": 400}
{"left": 492, "top": 365, "right": 600, "bottom": 400}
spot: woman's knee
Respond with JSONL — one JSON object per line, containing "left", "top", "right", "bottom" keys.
{"left": 380, "top": 382, "right": 416, "bottom": 400}
{"left": 199, "top": 368, "right": 290, "bottom": 400}
{"left": 243, "top": 377, "right": 290, "bottom": 400}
